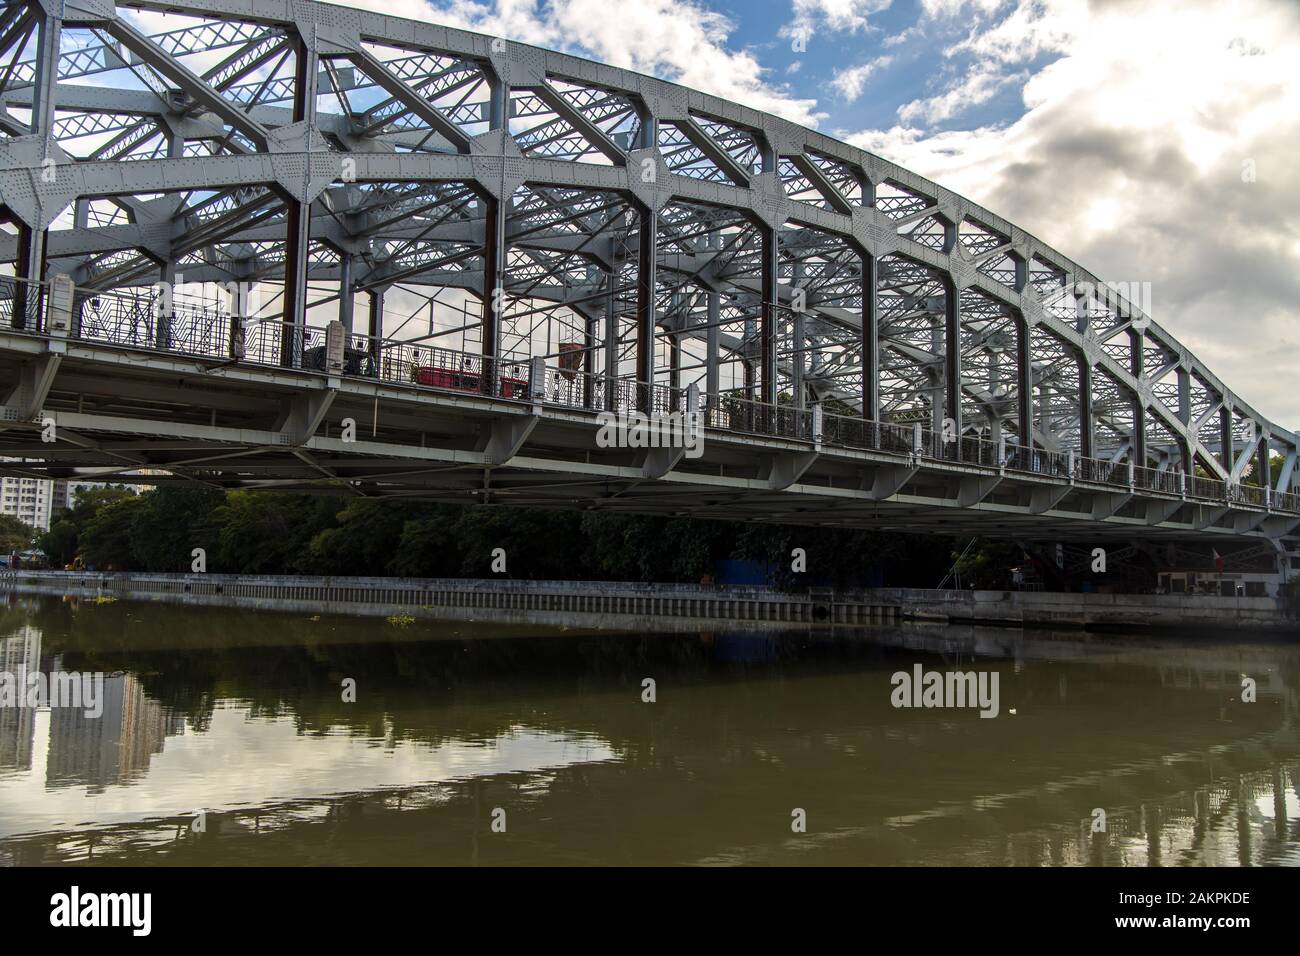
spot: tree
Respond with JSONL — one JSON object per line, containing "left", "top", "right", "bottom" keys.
{"left": 448, "top": 506, "right": 585, "bottom": 579}
{"left": 0, "top": 514, "right": 34, "bottom": 555}
{"left": 80, "top": 496, "right": 145, "bottom": 570}
{"left": 951, "top": 539, "right": 1022, "bottom": 589}
{"left": 128, "top": 486, "right": 225, "bottom": 571}
{"left": 38, "top": 486, "right": 136, "bottom": 566}
{"left": 212, "top": 492, "right": 337, "bottom": 573}
{"left": 306, "top": 499, "right": 420, "bottom": 575}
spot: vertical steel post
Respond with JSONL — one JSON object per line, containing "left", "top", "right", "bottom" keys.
{"left": 760, "top": 225, "right": 778, "bottom": 406}
{"left": 636, "top": 206, "right": 656, "bottom": 412}
{"left": 1130, "top": 327, "right": 1146, "bottom": 467}
{"left": 338, "top": 254, "right": 355, "bottom": 335}
{"left": 281, "top": 33, "right": 317, "bottom": 368}
{"left": 944, "top": 277, "right": 962, "bottom": 433}
{"left": 13, "top": 12, "right": 60, "bottom": 331}
{"left": 604, "top": 255, "right": 618, "bottom": 411}
{"left": 861, "top": 251, "right": 879, "bottom": 422}
{"left": 481, "top": 193, "right": 503, "bottom": 394}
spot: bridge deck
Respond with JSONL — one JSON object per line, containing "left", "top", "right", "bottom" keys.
{"left": 0, "top": 313, "right": 1295, "bottom": 543}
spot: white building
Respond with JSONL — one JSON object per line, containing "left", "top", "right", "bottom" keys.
{"left": 0, "top": 476, "right": 53, "bottom": 532}
{"left": 0, "top": 472, "right": 158, "bottom": 537}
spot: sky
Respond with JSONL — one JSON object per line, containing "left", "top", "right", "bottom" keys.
{"left": 326, "top": 0, "right": 1299, "bottom": 429}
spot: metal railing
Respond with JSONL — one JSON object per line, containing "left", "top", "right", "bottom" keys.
{"left": 3, "top": 274, "right": 1298, "bottom": 515}
{"left": 1133, "top": 465, "right": 1181, "bottom": 495}
{"left": 705, "top": 393, "right": 812, "bottom": 441}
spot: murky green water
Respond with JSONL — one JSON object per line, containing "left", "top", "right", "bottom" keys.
{"left": 0, "top": 593, "right": 1297, "bottom": 866}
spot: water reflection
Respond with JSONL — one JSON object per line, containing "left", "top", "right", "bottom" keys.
{"left": 0, "top": 595, "right": 1297, "bottom": 866}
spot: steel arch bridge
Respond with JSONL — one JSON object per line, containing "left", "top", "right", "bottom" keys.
{"left": 0, "top": 0, "right": 1297, "bottom": 550}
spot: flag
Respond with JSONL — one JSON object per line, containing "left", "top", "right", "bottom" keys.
{"left": 1213, "top": 548, "right": 1225, "bottom": 574}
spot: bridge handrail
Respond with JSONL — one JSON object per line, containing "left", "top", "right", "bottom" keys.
{"left": 3, "top": 274, "right": 1297, "bottom": 515}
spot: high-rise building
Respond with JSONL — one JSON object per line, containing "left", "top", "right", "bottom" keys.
{"left": 0, "top": 470, "right": 160, "bottom": 539}
{"left": 0, "top": 476, "right": 52, "bottom": 533}
{"left": 0, "top": 626, "right": 41, "bottom": 774}
{"left": 44, "top": 669, "right": 183, "bottom": 791}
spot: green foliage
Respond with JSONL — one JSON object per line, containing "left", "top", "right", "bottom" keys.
{"left": 80, "top": 495, "right": 146, "bottom": 570}
{"left": 43, "top": 483, "right": 951, "bottom": 587}
{"left": 448, "top": 507, "right": 585, "bottom": 579}
{"left": 0, "top": 513, "right": 34, "bottom": 554}
{"left": 38, "top": 519, "right": 77, "bottom": 565}
{"left": 580, "top": 513, "right": 725, "bottom": 582}
{"left": 212, "top": 492, "right": 338, "bottom": 573}
{"left": 304, "top": 499, "right": 414, "bottom": 576}
{"left": 818, "top": 398, "right": 859, "bottom": 418}
{"left": 950, "top": 540, "right": 1023, "bottom": 589}
{"left": 128, "top": 486, "right": 225, "bottom": 571}
{"left": 38, "top": 486, "right": 136, "bottom": 566}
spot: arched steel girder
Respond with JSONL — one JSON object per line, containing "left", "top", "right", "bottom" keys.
{"left": 0, "top": 0, "right": 1294, "bottom": 493}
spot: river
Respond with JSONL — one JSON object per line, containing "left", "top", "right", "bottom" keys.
{"left": 0, "top": 593, "right": 1297, "bottom": 866}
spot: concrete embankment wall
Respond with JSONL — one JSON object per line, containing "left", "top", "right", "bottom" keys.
{"left": 1, "top": 572, "right": 1293, "bottom": 633}
{"left": 868, "top": 587, "right": 1298, "bottom": 632}
{"left": 0, "top": 571, "right": 900, "bottom": 628}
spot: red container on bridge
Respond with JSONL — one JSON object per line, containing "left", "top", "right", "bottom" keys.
{"left": 412, "top": 365, "right": 529, "bottom": 399}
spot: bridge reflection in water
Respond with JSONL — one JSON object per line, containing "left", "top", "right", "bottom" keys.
{"left": 0, "top": 596, "right": 1297, "bottom": 866}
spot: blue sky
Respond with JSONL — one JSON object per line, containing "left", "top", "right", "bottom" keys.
{"left": 706, "top": 0, "right": 994, "bottom": 133}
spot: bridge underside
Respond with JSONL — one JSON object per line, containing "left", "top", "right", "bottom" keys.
{"left": 0, "top": 0, "right": 1295, "bottom": 549}
{"left": 0, "top": 332, "right": 1292, "bottom": 546}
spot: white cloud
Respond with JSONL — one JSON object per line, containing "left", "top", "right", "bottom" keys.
{"left": 782, "top": 0, "right": 893, "bottom": 41}
{"left": 919, "top": 0, "right": 1006, "bottom": 17}
{"left": 322, "top": 0, "right": 825, "bottom": 126}
{"left": 845, "top": 0, "right": 1300, "bottom": 426}
{"left": 897, "top": 64, "right": 1022, "bottom": 124}
{"left": 943, "top": 0, "right": 1084, "bottom": 63}
{"left": 831, "top": 55, "right": 893, "bottom": 102}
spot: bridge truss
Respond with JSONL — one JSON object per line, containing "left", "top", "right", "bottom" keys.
{"left": 0, "top": 0, "right": 1297, "bottom": 550}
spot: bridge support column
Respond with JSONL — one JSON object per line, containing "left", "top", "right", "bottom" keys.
{"left": 604, "top": 254, "right": 619, "bottom": 411}
{"left": 338, "top": 254, "right": 355, "bottom": 335}
{"left": 1078, "top": 357, "right": 1094, "bottom": 460}
{"left": 1174, "top": 367, "right": 1195, "bottom": 475}
{"left": 1075, "top": 292, "right": 1094, "bottom": 459}
{"left": 861, "top": 250, "right": 879, "bottom": 422}
{"left": 706, "top": 282, "right": 720, "bottom": 412}
{"left": 1130, "top": 327, "right": 1146, "bottom": 466}
{"left": 156, "top": 258, "right": 176, "bottom": 350}
{"left": 668, "top": 296, "right": 682, "bottom": 406}
{"left": 13, "top": 226, "right": 47, "bottom": 332}
{"left": 760, "top": 224, "right": 779, "bottom": 406}
{"left": 636, "top": 204, "right": 657, "bottom": 412}
{"left": 943, "top": 277, "right": 962, "bottom": 435}
{"left": 583, "top": 282, "right": 598, "bottom": 409}
{"left": 1258, "top": 433, "right": 1271, "bottom": 496}
{"left": 791, "top": 261, "right": 805, "bottom": 411}
{"left": 280, "top": 33, "right": 317, "bottom": 370}
{"left": 1219, "top": 406, "right": 1234, "bottom": 474}
{"left": 481, "top": 192, "right": 504, "bottom": 394}
{"left": 11, "top": 12, "right": 60, "bottom": 332}
{"left": 367, "top": 288, "right": 384, "bottom": 369}
{"left": 1009, "top": 257, "right": 1035, "bottom": 452}
{"left": 229, "top": 271, "right": 249, "bottom": 359}
{"left": 1015, "top": 314, "right": 1032, "bottom": 449}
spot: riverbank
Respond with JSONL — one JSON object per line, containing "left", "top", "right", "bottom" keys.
{"left": 1, "top": 571, "right": 1295, "bottom": 634}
